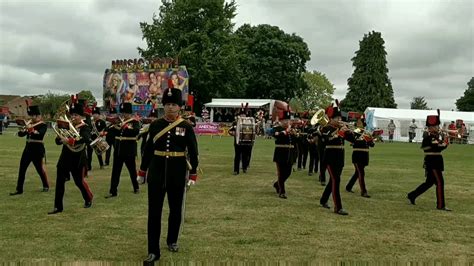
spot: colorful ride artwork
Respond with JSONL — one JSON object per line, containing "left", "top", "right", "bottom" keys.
{"left": 103, "top": 58, "right": 189, "bottom": 116}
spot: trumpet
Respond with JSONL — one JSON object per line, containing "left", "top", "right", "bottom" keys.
{"left": 16, "top": 119, "right": 32, "bottom": 130}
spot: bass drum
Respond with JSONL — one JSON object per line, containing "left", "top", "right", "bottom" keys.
{"left": 236, "top": 117, "right": 256, "bottom": 145}
{"left": 90, "top": 137, "right": 110, "bottom": 155}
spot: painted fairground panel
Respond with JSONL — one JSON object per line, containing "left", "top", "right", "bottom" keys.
{"left": 103, "top": 58, "right": 189, "bottom": 115}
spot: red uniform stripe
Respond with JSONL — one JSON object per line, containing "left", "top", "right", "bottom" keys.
{"left": 326, "top": 165, "right": 338, "bottom": 211}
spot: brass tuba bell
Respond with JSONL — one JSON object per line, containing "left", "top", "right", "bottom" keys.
{"left": 310, "top": 109, "right": 329, "bottom": 126}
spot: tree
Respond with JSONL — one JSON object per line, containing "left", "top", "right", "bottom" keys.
{"left": 234, "top": 24, "right": 311, "bottom": 101}
{"left": 455, "top": 77, "right": 474, "bottom": 111}
{"left": 78, "top": 90, "right": 97, "bottom": 105}
{"left": 410, "top": 96, "right": 430, "bottom": 110}
{"left": 139, "top": 0, "right": 243, "bottom": 109}
{"left": 292, "top": 71, "right": 335, "bottom": 111}
{"left": 33, "top": 92, "right": 69, "bottom": 121}
{"left": 342, "top": 31, "right": 397, "bottom": 112}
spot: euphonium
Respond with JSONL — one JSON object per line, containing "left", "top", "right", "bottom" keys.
{"left": 310, "top": 109, "right": 329, "bottom": 126}
{"left": 52, "top": 101, "right": 81, "bottom": 141}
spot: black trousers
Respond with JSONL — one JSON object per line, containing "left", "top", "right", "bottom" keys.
{"left": 274, "top": 162, "right": 292, "bottom": 194}
{"left": 346, "top": 163, "right": 367, "bottom": 194}
{"left": 297, "top": 143, "right": 308, "bottom": 169}
{"left": 109, "top": 155, "right": 139, "bottom": 195}
{"left": 308, "top": 144, "right": 319, "bottom": 174}
{"left": 16, "top": 150, "right": 49, "bottom": 192}
{"left": 87, "top": 145, "right": 104, "bottom": 170}
{"left": 408, "top": 169, "right": 445, "bottom": 209}
{"left": 233, "top": 144, "right": 252, "bottom": 173}
{"left": 320, "top": 164, "right": 343, "bottom": 212}
{"left": 54, "top": 166, "right": 93, "bottom": 211}
{"left": 318, "top": 147, "right": 327, "bottom": 182}
{"left": 148, "top": 183, "right": 185, "bottom": 256}
{"left": 104, "top": 139, "right": 114, "bottom": 165}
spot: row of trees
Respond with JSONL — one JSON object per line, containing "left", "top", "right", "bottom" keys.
{"left": 32, "top": 90, "right": 95, "bottom": 120}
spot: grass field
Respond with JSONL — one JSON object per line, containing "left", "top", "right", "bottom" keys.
{"left": 1, "top": 128, "right": 473, "bottom": 263}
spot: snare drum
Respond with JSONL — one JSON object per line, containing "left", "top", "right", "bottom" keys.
{"left": 90, "top": 137, "right": 110, "bottom": 155}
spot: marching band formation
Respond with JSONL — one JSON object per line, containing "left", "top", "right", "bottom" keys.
{"left": 8, "top": 94, "right": 453, "bottom": 263}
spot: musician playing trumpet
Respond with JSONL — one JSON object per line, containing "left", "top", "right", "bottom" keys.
{"left": 319, "top": 100, "right": 356, "bottom": 215}
{"left": 104, "top": 106, "right": 120, "bottom": 166}
{"left": 48, "top": 96, "right": 93, "bottom": 214}
{"left": 407, "top": 110, "right": 452, "bottom": 211}
{"left": 272, "top": 106, "right": 298, "bottom": 199}
{"left": 105, "top": 102, "right": 140, "bottom": 198}
{"left": 10, "top": 102, "right": 50, "bottom": 196}
{"left": 345, "top": 115, "right": 376, "bottom": 198}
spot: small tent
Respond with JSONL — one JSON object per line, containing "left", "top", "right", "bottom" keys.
{"left": 364, "top": 107, "right": 474, "bottom": 143}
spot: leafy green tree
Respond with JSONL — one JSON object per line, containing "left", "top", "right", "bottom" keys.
{"left": 78, "top": 90, "right": 97, "bottom": 105}
{"left": 33, "top": 92, "right": 69, "bottom": 121}
{"left": 234, "top": 24, "right": 311, "bottom": 101}
{"left": 139, "top": 0, "right": 242, "bottom": 109}
{"left": 410, "top": 96, "right": 430, "bottom": 110}
{"left": 455, "top": 77, "right": 474, "bottom": 111}
{"left": 342, "top": 31, "right": 397, "bottom": 112}
{"left": 293, "top": 71, "right": 335, "bottom": 111}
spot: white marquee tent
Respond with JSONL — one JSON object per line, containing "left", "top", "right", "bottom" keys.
{"left": 364, "top": 107, "right": 474, "bottom": 143}
{"left": 204, "top": 98, "right": 274, "bottom": 122}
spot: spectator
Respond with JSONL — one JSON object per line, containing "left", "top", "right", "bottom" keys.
{"left": 408, "top": 119, "right": 418, "bottom": 143}
{"left": 387, "top": 119, "right": 396, "bottom": 143}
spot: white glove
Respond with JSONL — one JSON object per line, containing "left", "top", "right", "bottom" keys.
{"left": 187, "top": 174, "right": 197, "bottom": 187}
{"left": 137, "top": 170, "right": 147, "bottom": 184}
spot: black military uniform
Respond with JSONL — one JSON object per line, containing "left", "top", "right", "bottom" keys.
{"left": 90, "top": 106, "right": 107, "bottom": 169}
{"left": 317, "top": 127, "right": 327, "bottom": 186}
{"left": 139, "top": 88, "right": 199, "bottom": 262}
{"left": 408, "top": 110, "right": 451, "bottom": 211}
{"left": 138, "top": 107, "right": 158, "bottom": 157}
{"left": 297, "top": 118, "right": 310, "bottom": 170}
{"left": 345, "top": 123, "right": 375, "bottom": 198}
{"left": 307, "top": 124, "right": 320, "bottom": 177}
{"left": 80, "top": 101, "right": 94, "bottom": 172}
{"left": 106, "top": 102, "right": 140, "bottom": 197}
{"left": 104, "top": 106, "right": 119, "bottom": 166}
{"left": 319, "top": 103, "right": 355, "bottom": 215}
{"left": 48, "top": 97, "right": 93, "bottom": 214}
{"left": 228, "top": 107, "right": 253, "bottom": 175}
{"left": 10, "top": 104, "right": 49, "bottom": 195}
{"left": 272, "top": 110, "right": 297, "bottom": 199}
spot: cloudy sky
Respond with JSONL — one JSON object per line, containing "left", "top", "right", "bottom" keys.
{"left": 0, "top": 0, "right": 472, "bottom": 110}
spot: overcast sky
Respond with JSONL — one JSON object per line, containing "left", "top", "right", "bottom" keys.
{"left": 0, "top": 0, "right": 472, "bottom": 110}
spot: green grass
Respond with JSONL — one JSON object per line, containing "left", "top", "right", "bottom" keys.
{"left": 1, "top": 128, "right": 473, "bottom": 263}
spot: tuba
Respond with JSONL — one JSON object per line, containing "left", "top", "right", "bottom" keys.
{"left": 310, "top": 109, "right": 329, "bottom": 126}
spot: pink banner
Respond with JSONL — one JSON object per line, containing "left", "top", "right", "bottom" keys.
{"left": 195, "top": 122, "right": 220, "bottom": 135}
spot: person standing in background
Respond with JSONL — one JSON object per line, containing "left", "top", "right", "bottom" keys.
{"left": 387, "top": 119, "right": 396, "bottom": 143}
{"left": 408, "top": 119, "right": 418, "bottom": 143}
